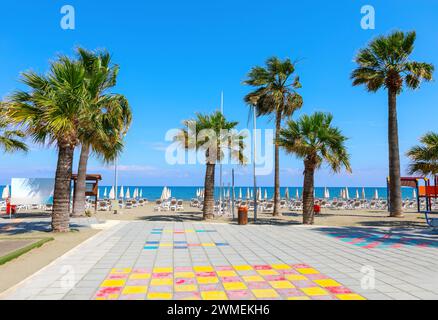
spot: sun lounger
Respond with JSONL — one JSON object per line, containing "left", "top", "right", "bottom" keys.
{"left": 154, "top": 200, "right": 162, "bottom": 211}
{"left": 177, "top": 200, "right": 184, "bottom": 211}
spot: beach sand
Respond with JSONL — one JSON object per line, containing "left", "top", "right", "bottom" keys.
{"left": 93, "top": 201, "right": 428, "bottom": 228}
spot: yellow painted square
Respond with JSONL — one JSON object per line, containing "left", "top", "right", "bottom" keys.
{"left": 234, "top": 265, "right": 253, "bottom": 271}
{"left": 147, "top": 292, "right": 172, "bottom": 300}
{"left": 252, "top": 289, "right": 279, "bottom": 298}
{"left": 300, "top": 287, "right": 328, "bottom": 296}
{"left": 110, "top": 268, "right": 132, "bottom": 274}
{"left": 150, "top": 278, "right": 173, "bottom": 286}
{"left": 163, "top": 230, "right": 173, "bottom": 233}
{"left": 185, "top": 229, "right": 195, "bottom": 233}
{"left": 257, "top": 269, "right": 279, "bottom": 276}
{"left": 314, "top": 279, "right": 342, "bottom": 287}
{"left": 197, "top": 277, "right": 219, "bottom": 284}
{"left": 336, "top": 294, "right": 366, "bottom": 300}
{"left": 223, "top": 282, "right": 247, "bottom": 291}
{"left": 201, "top": 243, "right": 215, "bottom": 247}
{"left": 201, "top": 291, "right": 228, "bottom": 300}
{"left": 122, "top": 286, "right": 148, "bottom": 295}
{"left": 193, "top": 266, "right": 214, "bottom": 273}
{"left": 287, "top": 296, "right": 311, "bottom": 300}
{"left": 269, "top": 281, "right": 295, "bottom": 289}
{"left": 217, "top": 270, "right": 237, "bottom": 277}
{"left": 175, "top": 285, "right": 198, "bottom": 292}
{"left": 175, "top": 272, "right": 195, "bottom": 278}
{"left": 271, "top": 264, "right": 291, "bottom": 270}
{"left": 129, "top": 273, "right": 151, "bottom": 280}
{"left": 297, "top": 268, "right": 319, "bottom": 275}
{"left": 153, "top": 267, "right": 173, "bottom": 273}
{"left": 101, "top": 279, "right": 126, "bottom": 287}
{"left": 107, "top": 293, "right": 119, "bottom": 300}
{"left": 242, "top": 275, "right": 264, "bottom": 282}
{"left": 159, "top": 243, "right": 172, "bottom": 247}
{"left": 285, "top": 274, "right": 308, "bottom": 281}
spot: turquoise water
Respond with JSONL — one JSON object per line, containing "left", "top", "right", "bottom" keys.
{"left": 0, "top": 185, "right": 418, "bottom": 202}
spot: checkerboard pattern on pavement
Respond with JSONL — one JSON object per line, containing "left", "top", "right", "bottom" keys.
{"left": 94, "top": 263, "right": 365, "bottom": 300}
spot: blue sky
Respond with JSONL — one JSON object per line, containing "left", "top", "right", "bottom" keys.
{"left": 1, "top": 0, "right": 437, "bottom": 187}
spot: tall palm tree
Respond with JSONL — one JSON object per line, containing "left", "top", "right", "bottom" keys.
{"left": 0, "top": 104, "right": 28, "bottom": 153}
{"left": 278, "top": 112, "right": 351, "bottom": 225}
{"left": 243, "top": 57, "right": 303, "bottom": 216}
{"left": 177, "top": 111, "right": 246, "bottom": 220}
{"left": 351, "top": 31, "right": 434, "bottom": 217}
{"left": 72, "top": 48, "right": 131, "bottom": 216}
{"left": 407, "top": 132, "right": 438, "bottom": 177}
{"left": 7, "top": 57, "right": 88, "bottom": 232}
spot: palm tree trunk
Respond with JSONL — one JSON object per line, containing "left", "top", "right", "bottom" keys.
{"left": 52, "top": 144, "right": 74, "bottom": 232}
{"left": 388, "top": 88, "right": 403, "bottom": 217}
{"left": 203, "top": 163, "right": 216, "bottom": 220}
{"left": 273, "top": 110, "right": 281, "bottom": 216}
{"left": 72, "top": 143, "right": 90, "bottom": 216}
{"left": 302, "top": 161, "right": 315, "bottom": 225}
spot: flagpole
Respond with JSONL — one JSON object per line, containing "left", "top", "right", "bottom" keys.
{"left": 253, "top": 105, "right": 258, "bottom": 222}
{"left": 219, "top": 91, "right": 224, "bottom": 214}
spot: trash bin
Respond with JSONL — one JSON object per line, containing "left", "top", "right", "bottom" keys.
{"left": 314, "top": 204, "right": 321, "bottom": 215}
{"left": 238, "top": 206, "right": 248, "bottom": 225}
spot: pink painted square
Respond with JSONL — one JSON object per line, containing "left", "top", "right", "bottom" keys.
{"left": 199, "top": 284, "right": 223, "bottom": 291}
{"left": 277, "top": 288, "right": 305, "bottom": 297}
{"left": 291, "top": 280, "right": 315, "bottom": 288}
{"left": 306, "top": 274, "right": 329, "bottom": 280}
{"left": 291, "top": 264, "right": 311, "bottom": 269}
{"left": 152, "top": 272, "right": 172, "bottom": 278}
{"left": 227, "top": 290, "right": 254, "bottom": 300}
{"left": 216, "top": 266, "right": 233, "bottom": 271}
{"left": 188, "top": 244, "right": 201, "bottom": 247}
{"left": 246, "top": 282, "right": 271, "bottom": 290}
{"left": 95, "top": 287, "right": 122, "bottom": 298}
{"left": 175, "top": 266, "right": 193, "bottom": 272}
{"left": 264, "top": 275, "right": 286, "bottom": 282}
{"left": 174, "top": 292, "right": 201, "bottom": 300}
{"left": 278, "top": 269, "right": 299, "bottom": 275}
{"left": 254, "top": 265, "right": 272, "bottom": 270}
{"left": 196, "top": 272, "right": 216, "bottom": 277}
{"left": 108, "top": 274, "right": 128, "bottom": 280}
{"left": 175, "top": 278, "right": 196, "bottom": 285}
{"left": 325, "top": 286, "right": 353, "bottom": 294}
{"left": 221, "top": 276, "right": 242, "bottom": 283}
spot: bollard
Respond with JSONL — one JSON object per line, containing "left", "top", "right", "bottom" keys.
{"left": 238, "top": 206, "right": 248, "bottom": 225}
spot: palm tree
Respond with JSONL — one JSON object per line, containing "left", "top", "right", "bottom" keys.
{"left": 278, "top": 112, "right": 351, "bottom": 225}
{"left": 72, "top": 48, "right": 131, "bottom": 216}
{"left": 0, "top": 104, "right": 28, "bottom": 153}
{"left": 177, "top": 111, "right": 246, "bottom": 220}
{"left": 7, "top": 56, "right": 88, "bottom": 232}
{"left": 243, "top": 57, "right": 303, "bottom": 216}
{"left": 407, "top": 132, "right": 438, "bottom": 177}
{"left": 351, "top": 31, "right": 434, "bottom": 217}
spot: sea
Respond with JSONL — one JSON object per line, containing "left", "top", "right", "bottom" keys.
{"left": 1, "top": 185, "right": 417, "bottom": 202}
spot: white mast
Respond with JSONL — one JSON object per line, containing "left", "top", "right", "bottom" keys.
{"left": 219, "top": 91, "right": 224, "bottom": 213}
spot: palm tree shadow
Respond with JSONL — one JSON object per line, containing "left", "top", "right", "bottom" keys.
{"left": 312, "top": 225, "right": 438, "bottom": 248}
{"left": 0, "top": 219, "right": 87, "bottom": 235}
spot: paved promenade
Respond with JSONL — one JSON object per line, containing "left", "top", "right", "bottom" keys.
{"left": 1, "top": 221, "right": 437, "bottom": 300}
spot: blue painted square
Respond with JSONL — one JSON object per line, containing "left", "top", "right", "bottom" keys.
{"left": 146, "top": 241, "right": 160, "bottom": 244}
{"left": 215, "top": 243, "right": 229, "bottom": 246}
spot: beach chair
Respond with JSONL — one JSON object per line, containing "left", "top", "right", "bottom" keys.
{"left": 279, "top": 199, "right": 287, "bottom": 209}
{"left": 44, "top": 204, "right": 53, "bottom": 211}
{"left": 170, "top": 199, "right": 178, "bottom": 211}
{"left": 154, "top": 200, "right": 162, "bottom": 211}
{"left": 264, "top": 202, "right": 274, "bottom": 213}
{"left": 177, "top": 200, "right": 184, "bottom": 211}
{"left": 125, "top": 201, "right": 133, "bottom": 209}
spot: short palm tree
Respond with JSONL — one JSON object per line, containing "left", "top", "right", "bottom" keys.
{"left": 278, "top": 112, "right": 351, "bottom": 225}
{"left": 7, "top": 57, "right": 88, "bottom": 232}
{"left": 407, "top": 132, "right": 438, "bottom": 177}
{"left": 0, "top": 105, "right": 28, "bottom": 153}
{"left": 244, "top": 57, "right": 303, "bottom": 216}
{"left": 72, "top": 48, "right": 131, "bottom": 216}
{"left": 351, "top": 31, "right": 434, "bottom": 217}
{"left": 177, "top": 111, "right": 246, "bottom": 220}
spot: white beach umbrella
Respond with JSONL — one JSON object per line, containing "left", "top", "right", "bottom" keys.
{"left": 250, "top": 190, "right": 253, "bottom": 198}
{"left": 285, "top": 187, "right": 289, "bottom": 200}
{"left": 125, "top": 188, "right": 131, "bottom": 199}
{"left": 239, "top": 188, "right": 242, "bottom": 199}
{"left": 119, "top": 186, "right": 124, "bottom": 199}
{"left": 246, "top": 188, "right": 250, "bottom": 199}
{"left": 362, "top": 187, "right": 366, "bottom": 199}
{"left": 227, "top": 189, "right": 230, "bottom": 199}
{"left": 340, "top": 189, "right": 344, "bottom": 199}
{"left": 97, "top": 188, "right": 100, "bottom": 200}
{"left": 2, "top": 185, "right": 9, "bottom": 199}
{"left": 196, "top": 189, "right": 199, "bottom": 197}
{"left": 109, "top": 186, "right": 115, "bottom": 199}
{"left": 265, "top": 189, "right": 268, "bottom": 200}
{"left": 412, "top": 188, "right": 417, "bottom": 199}
{"left": 374, "top": 189, "right": 379, "bottom": 200}
{"left": 103, "top": 187, "right": 107, "bottom": 198}
{"left": 160, "top": 187, "right": 167, "bottom": 200}
{"left": 356, "top": 189, "right": 360, "bottom": 199}
{"left": 346, "top": 187, "right": 350, "bottom": 199}
{"left": 296, "top": 189, "right": 300, "bottom": 200}
{"left": 139, "top": 189, "right": 143, "bottom": 198}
